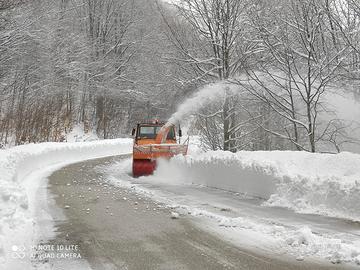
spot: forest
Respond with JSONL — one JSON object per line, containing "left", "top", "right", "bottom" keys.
{"left": 1, "top": 0, "right": 360, "bottom": 153}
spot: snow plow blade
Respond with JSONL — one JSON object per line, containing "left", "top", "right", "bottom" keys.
{"left": 132, "top": 143, "right": 188, "bottom": 177}
{"left": 133, "top": 143, "right": 188, "bottom": 159}
{"left": 132, "top": 159, "right": 157, "bottom": 177}
{"left": 131, "top": 121, "right": 188, "bottom": 177}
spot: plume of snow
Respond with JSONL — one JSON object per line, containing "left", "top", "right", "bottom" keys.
{"left": 166, "top": 81, "right": 239, "bottom": 126}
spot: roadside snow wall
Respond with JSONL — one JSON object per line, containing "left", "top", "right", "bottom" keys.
{"left": 154, "top": 150, "right": 360, "bottom": 221}
{"left": 0, "top": 139, "right": 132, "bottom": 265}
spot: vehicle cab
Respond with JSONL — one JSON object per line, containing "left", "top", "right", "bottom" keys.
{"left": 132, "top": 121, "right": 179, "bottom": 145}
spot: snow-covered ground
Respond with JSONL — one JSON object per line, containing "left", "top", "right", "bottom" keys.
{"left": 0, "top": 139, "right": 132, "bottom": 269}
{"left": 64, "top": 125, "right": 99, "bottom": 143}
{"left": 155, "top": 150, "right": 360, "bottom": 221}
{"left": 105, "top": 141, "right": 360, "bottom": 266}
{"left": 2, "top": 134, "right": 360, "bottom": 268}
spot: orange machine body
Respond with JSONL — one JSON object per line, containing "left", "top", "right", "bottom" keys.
{"left": 132, "top": 121, "right": 188, "bottom": 177}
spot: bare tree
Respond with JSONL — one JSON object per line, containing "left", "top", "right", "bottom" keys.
{"left": 238, "top": 0, "right": 351, "bottom": 152}
{"left": 158, "top": 0, "right": 253, "bottom": 151}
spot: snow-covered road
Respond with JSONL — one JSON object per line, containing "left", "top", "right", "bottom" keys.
{"left": 105, "top": 157, "right": 360, "bottom": 268}
{"left": 0, "top": 139, "right": 133, "bottom": 269}
{"left": 1, "top": 138, "right": 360, "bottom": 269}
{"left": 44, "top": 156, "right": 352, "bottom": 270}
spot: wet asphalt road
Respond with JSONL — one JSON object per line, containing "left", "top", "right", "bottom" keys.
{"left": 42, "top": 155, "right": 356, "bottom": 270}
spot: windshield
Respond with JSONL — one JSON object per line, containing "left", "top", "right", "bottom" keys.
{"left": 138, "top": 126, "right": 175, "bottom": 140}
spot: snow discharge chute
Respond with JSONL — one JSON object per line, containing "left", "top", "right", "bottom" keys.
{"left": 132, "top": 120, "right": 188, "bottom": 177}
{"left": 131, "top": 82, "right": 235, "bottom": 177}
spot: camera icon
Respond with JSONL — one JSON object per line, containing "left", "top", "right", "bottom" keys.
{"left": 11, "top": 245, "right": 26, "bottom": 259}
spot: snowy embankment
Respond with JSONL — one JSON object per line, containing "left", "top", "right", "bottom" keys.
{"left": 154, "top": 150, "right": 360, "bottom": 221}
{"left": 0, "top": 139, "right": 132, "bottom": 267}
{"left": 107, "top": 148, "right": 360, "bottom": 265}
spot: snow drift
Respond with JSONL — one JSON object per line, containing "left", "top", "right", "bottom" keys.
{"left": 108, "top": 151, "right": 360, "bottom": 265}
{"left": 153, "top": 150, "right": 360, "bottom": 221}
{"left": 0, "top": 139, "right": 132, "bottom": 266}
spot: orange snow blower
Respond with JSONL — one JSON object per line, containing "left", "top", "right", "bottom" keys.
{"left": 131, "top": 120, "right": 188, "bottom": 177}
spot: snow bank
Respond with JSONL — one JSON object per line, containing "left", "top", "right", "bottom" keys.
{"left": 0, "top": 139, "right": 132, "bottom": 267}
{"left": 188, "top": 208, "right": 360, "bottom": 265}
{"left": 107, "top": 156, "right": 360, "bottom": 266}
{"left": 153, "top": 150, "right": 360, "bottom": 221}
